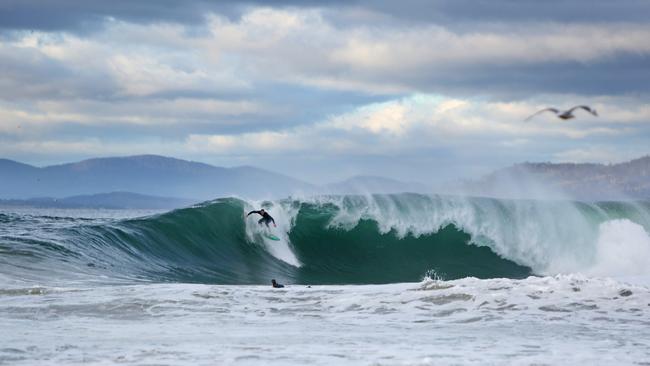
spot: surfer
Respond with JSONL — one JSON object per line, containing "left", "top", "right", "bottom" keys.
{"left": 271, "top": 279, "right": 284, "bottom": 288}
{"left": 246, "top": 208, "right": 276, "bottom": 228}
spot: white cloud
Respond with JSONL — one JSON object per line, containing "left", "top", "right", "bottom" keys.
{"left": 0, "top": 98, "right": 264, "bottom": 132}
{"left": 328, "top": 101, "right": 410, "bottom": 135}
{"left": 330, "top": 23, "right": 650, "bottom": 71}
{"left": 199, "top": 9, "right": 650, "bottom": 93}
{"left": 6, "top": 25, "right": 248, "bottom": 99}
{"left": 182, "top": 94, "right": 644, "bottom": 158}
{"left": 187, "top": 131, "right": 307, "bottom": 154}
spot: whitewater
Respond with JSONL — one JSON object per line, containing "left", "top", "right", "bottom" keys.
{"left": 1, "top": 194, "right": 650, "bottom": 365}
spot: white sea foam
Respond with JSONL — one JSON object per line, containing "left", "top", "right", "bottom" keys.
{"left": 587, "top": 219, "right": 650, "bottom": 280}
{"left": 242, "top": 199, "right": 301, "bottom": 266}
{"left": 1, "top": 276, "right": 648, "bottom": 365}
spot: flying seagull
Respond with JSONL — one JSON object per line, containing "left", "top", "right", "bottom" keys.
{"left": 525, "top": 105, "right": 598, "bottom": 121}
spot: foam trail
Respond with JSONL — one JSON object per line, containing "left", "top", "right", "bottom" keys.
{"left": 242, "top": 199, "right": 301, "bottom": 267}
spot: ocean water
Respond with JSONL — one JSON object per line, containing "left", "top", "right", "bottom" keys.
{"left": 1, "top": 194, "right": 650, "bottom": 365}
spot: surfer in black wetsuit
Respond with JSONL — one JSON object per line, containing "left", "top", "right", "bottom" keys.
{"left": 246, "top": 208, "right": 276, "bottom": 228}
{"left": 271, "top": 279, "right": 284, "bottom": 288}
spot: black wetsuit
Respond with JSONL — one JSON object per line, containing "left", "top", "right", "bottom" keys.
{"left": 247, "top": 210, "right": 276, "bottom": 227}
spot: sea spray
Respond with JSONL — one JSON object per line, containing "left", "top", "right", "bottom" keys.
{"left": 242, "top": 199, "right": 301, "bottom": 266}
{"left": 587, "top": 219, "right": 650, "bottom": 277}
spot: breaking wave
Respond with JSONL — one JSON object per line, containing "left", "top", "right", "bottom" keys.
{"left": 1, "top": 194, "right": 650, "bottom": 285}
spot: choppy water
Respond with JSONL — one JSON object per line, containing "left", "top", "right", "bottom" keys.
{"left": 2, "top": 194, "right": 650, "bottom": 365}
{"left": 2, "top": 277, "right": 649, "bottom": 365}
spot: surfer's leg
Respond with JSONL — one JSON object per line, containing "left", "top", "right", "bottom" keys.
{"left": 258, "top": 217, "right": 264, "bottom": 225}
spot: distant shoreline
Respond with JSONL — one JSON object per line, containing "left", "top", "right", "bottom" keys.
{"left": 0, "top": 192, "right": 196, "bottom": 210}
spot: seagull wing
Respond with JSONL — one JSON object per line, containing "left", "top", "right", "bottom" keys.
{"left": 568, "top": 105, "right": 598, "bottom": 116}
{"left": 524, "top": 108, "right": 560, "bottom": 121}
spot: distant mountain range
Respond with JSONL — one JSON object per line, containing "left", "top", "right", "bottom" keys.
{"left": 459, "top": 156, "right": 650, "bottom": 201}
{"left": 0, "top": 192, "right": 194, "bottom": 210}
{"left": 0, "top": 155, "right": 430, "bottom": 208}
{"left": 0, "top": 155, "right": 314, "bottom": 201}
{"left": 2, "top": 154, "right": 649, "bottom": 208}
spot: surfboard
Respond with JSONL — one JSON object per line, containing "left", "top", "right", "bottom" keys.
{"left": 264, "top": 233, "right": 280, "bottom": 241}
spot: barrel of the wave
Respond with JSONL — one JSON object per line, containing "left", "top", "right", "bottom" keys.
{"left": 275, "top": 195, "right": 532, "bottom": 284}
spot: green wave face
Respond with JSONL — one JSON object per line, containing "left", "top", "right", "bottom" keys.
{"left": 288, "top": 202, "right": 530, "bottom": 283}
{"left": 2, "top": 194, "right": 649, "bottom": 285}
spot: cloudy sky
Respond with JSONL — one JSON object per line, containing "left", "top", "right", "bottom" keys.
{"left": 1, "top": 0, "right": 649, "bottom": 183}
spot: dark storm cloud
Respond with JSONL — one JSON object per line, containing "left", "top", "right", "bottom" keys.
{"left": 0, "top": 0, "right": 217, "bottom": 32}
{"left": 345, "top": 0, "right": 650, "bottom": 25}
{"left": 2, "top": 0, "right": 648, "bottom": 33}
{"left": 391, "top": 54, "right": 650, "bottom": 99}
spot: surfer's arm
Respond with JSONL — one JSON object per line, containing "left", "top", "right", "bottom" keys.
{"left": 246, "top": 210, "right": 260, "bottom": 217}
